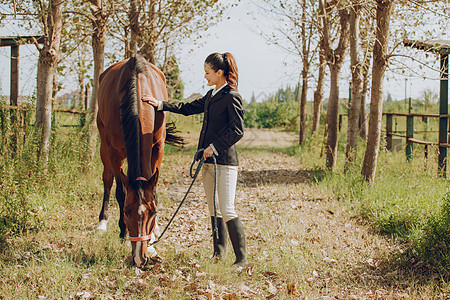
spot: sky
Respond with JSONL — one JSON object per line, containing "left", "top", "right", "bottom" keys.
{"left": 0, "top": 1, "right": 448, "bottom": 103}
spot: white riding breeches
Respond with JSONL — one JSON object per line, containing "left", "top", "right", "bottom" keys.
{"left": 202, "top": 163, "right": 238, "bottom": 222}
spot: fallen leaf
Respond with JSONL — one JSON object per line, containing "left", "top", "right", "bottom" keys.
{"left": 203, "top": 292, "right": 213, "bottom": 300}
{"left": 290, "top": 239, "right": 299, "bottom": 246}
{"left": 196, "top": 270, "right": 207, "bottom": 278}
{"left": 223, "top": 293, "right": 238, "bottom": 300}
{"left": 74, "top": 291, "right": 91, "bottom": 300}
{"left": 262, "top": 271, "right": 278, "bottom": 278}
{"left": 265, "top": 281, "right": 278, "bottom": 295}
{"left": 323, "top": 257, "right": 337, "bottom": 263}
{"left": 287, "top": 283, "right": 296, "bottom": 295}
{"left": 183, "top": 282, "right": 198, "bottom": 291}
{"left": 238, "top": 283, "right": 257, "bottom": 297}
{"left": 246, "top": 263, "right": 255, "bottom": 276}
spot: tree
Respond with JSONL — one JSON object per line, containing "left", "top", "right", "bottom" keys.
{"left": 163, "top": 55, "right": 184, "bottom": 101}
{"left": 421, "top": 88, "right": 438, "bottom": 111}
{"left": 320, "top": 0, "right": 350, "bottom": 171}
{"left": 255, "top": 0, "right": 317, "bottom": 144}
{"left": 114, "top": 0, "right": 225, "bottom": 64}
{"left": 359, "top": 55, "right": 370, "bottom": 139}
{"left": 298, "top": 0, "right": 313, "bottom": 145}
{"left": 358, "top": 15, "right": 375, "bottom": 140}
{"left": 361, "top": 0, "right": 395, "bottom": 183}
{"left": 311, "top": 39, "right": 326, "bottom": 135}
{"left": 345, "top": 1, "right": 365, "bottom": 168}
{"left": 85, "top": 0, "right": 109, "bottom": 163}
{"left": 34, "top": 0, "right": 64, "bottom": 166}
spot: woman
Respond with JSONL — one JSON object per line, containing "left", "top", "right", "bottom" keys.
{"left": 142, "top": 52, "right": 247, "bottom": 268}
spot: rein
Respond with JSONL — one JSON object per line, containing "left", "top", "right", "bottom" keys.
{"left": 143, "top": 148, "right": 218, "bottom": 246}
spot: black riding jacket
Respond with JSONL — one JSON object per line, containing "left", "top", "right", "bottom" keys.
{"left": 162, "top": 85, "right": 244, "bottom": 166}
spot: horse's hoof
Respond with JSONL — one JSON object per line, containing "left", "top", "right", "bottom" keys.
{"left": 149, "top": 255, "right": 163, "bottom": 264}
{"left": 95, "top": 220, "right": 108, "bottom": 231}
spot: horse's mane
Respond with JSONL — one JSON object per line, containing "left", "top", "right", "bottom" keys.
{"left": 119, "top": 55, "right": 146, "bottom": 189}
{"left": 119, "top": 55, "right": 183, "bottom": 189}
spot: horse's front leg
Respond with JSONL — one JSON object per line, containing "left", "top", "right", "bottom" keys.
{"left": 115, "top": 176, "right": 127, "bottom": 239}
{"left": 96, "top": 168, "right": 113, "bottom": 231}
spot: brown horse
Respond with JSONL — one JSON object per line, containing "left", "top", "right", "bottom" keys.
{"left": 96, "top": 55, "right": 174, "bottom": 267}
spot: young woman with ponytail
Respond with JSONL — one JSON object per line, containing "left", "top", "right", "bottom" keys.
{"left": 141, "top": 52, "right": 247, "bottom": 269}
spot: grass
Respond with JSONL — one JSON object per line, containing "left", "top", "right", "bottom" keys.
{"left": 0, "top": 112, "right": 449, "bottom": 298}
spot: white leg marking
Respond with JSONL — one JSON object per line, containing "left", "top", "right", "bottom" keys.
{"left": 95, "top": 219, "right": 108, "bottom": 231}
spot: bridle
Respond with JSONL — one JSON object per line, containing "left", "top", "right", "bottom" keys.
{"left": 128, "top": 176, "right": 157, "bottom": 243}
{"left": 128, "top": 220, "right": 155, "bottom": 242}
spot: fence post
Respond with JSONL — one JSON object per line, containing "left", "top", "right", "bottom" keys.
{"left": 406, "top": 115, "right": 414, "bottom": 161}
{"left": 438, "top": 53, "right": 448, "bottom": 177}
{"left": 10, "top": 45, "right": 19, "bottom": 158}
{"left": 386, "top": 113, "right": 393, "bottom": 150}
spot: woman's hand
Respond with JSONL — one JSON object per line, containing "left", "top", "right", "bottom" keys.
{"left": 141, "top": 95, "right": 159, "bottom": 107}
{"left": 203, "top": 146, "right": 214, "bottom": 160}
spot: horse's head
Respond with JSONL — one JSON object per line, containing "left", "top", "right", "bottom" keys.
{"left": 121, "top": 169, "right": 159, "bottom": 268}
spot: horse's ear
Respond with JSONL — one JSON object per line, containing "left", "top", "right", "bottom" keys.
{"left": 148, "top": 168, "right": 159, "bottom": 188}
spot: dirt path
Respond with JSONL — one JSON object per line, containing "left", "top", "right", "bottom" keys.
{"left": 180, "top": 128, "right": 298, "bottom": 148}
{"left": 238, "top": 128, "right": 298, "bottom": 147}
{"left": 155, "top": 129, "right": 444, "bottom": 299}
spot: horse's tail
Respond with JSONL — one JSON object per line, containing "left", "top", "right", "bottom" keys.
{"left": 119, "top": 55, "right": 143, "bottom": 187}
{"left": 165, "top": 121, "right": 184, "bottom": 147}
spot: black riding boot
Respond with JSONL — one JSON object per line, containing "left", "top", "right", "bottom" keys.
{"left": 226, "top": 217, "right": 247, "bottom": 267}
{"left": 211, "top": 216, "right": 227, "bottom": 262}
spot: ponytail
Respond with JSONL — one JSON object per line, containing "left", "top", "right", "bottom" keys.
{"left": 223, "top": 52, "right": 238, "bottom": 91}
{"left": 205, "top": 52, "right": 239, "bottom": 91}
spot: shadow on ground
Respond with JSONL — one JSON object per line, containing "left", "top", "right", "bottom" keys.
{"left": 330, "top": 249, "right": 449, "bottom": 297}
{"left": 238, "top": 168, "right": 326, "bottom": 187}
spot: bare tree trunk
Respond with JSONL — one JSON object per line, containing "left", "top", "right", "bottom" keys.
{"left": 85, "top": 0, "right": 107, "bottom": 163}
{"left": 139, "top": 1, "right": 157, "bottom": 64}
{"left": 358, "top": 17, "right": 374, "bottom": 140}
{"left": 35, "top": 0, "right": 63, "bottom": 167}
{"left": 320, "top": 0, "right": 350, "bottom": 171}
{"left": 127, "top": 0, "right": 139, "bottom": 58}
{"left": 345, "top": 4, "right": 363, "bottom": 168}
{"left": 78, "top": 72, "right": 85, "bottom": 109}
{"left": 299, "top": 0, "right": 310, "bottom": 145}
{"left": 299, "top": 73, "right": 308, "bottom": 144}
{"left": 326, "top": 64, "right": 342, "bottom": 170}
{"left": 361, "top": 0, "right": 394, "bottom": 183}
{"left": 312, "top": 52, "right": 325, "bottom": 134}
{"left": 36, "top": 56, "right": 55, "bottom": 162}
{"left": 359, "top": 64, "right": 369, "bottom": 139}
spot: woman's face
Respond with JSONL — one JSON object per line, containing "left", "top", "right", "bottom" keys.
{"left": 204, "top": 63, "right": 225, "bottom": 87}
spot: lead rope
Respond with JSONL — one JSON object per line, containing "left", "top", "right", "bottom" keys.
{"left": 150, "top": 148, "right": 218, "bottom": 246}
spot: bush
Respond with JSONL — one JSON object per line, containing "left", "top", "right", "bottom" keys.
{"left": 415, "top": 192, "right": 450, "bottom": 276}
{"left": 244, "top": 100, "right": 298, "bottom": 130}
{"left": 0, "top": 106, "right": 93, "bottom": 239}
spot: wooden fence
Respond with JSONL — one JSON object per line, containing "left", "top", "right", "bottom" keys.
{"left": 1, "top": 104, "right": 87, "bottom": 156}
{"left": 384, "top": 112, "right": 449, "bottom": 176}
{"left": 338, "top": 112, "right": 449, "bottom": 177}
